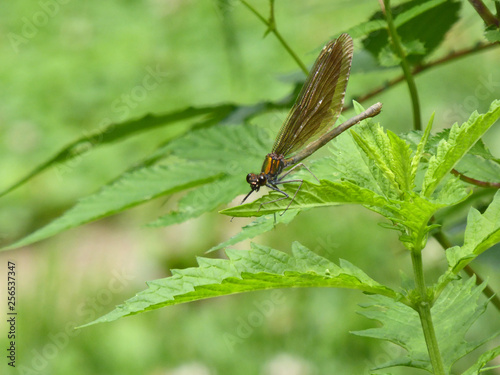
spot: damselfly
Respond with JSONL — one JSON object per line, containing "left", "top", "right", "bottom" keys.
{"left": 243, "top": 33, "right": 382, "bottom": 211}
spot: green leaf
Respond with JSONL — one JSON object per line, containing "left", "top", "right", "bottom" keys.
{"left": 147, "top": 176, "right": 246, "bottom": 227}
{"left": 351, "top": 121, "right": 413, "bottom": 196}
{"left": 387, "top": 130, "right": 413, "bottom": 191}
{"left": 402, "top": 128, "right": 499, "bottom": 162}
{"left": 0, "top": 86, "right": 300, "bottom": 198}
{"left": 410, "top": 112, "right": 434, "bottom": 186}
{"left": 422, "top": 128, "right": 499, "bottom": 162}
{"left": 353, "top": 277, "right": 499, "bottom": 373}
{"left": 80, "top": 242, "right": 399, "bottom": 327}
{"left": 146, "top": 122, "right": 271, "bottom": 225}
{"left": 220, "top": 180, "right": 388, "bottom": 217}
{"left": 3, "top": 162, "right": 223, "bottom": 250}
{"left": 432, "top": 175, "right": 470, "bottom": 207}
{"left": 444, "top": 190, "right": 500, "bottom": 275}
{"left": 378, "top": 39, "right": 427, "bottom": 67}
{"left": 3, "top": 120, "right": 277, "bottom": 248}
{"left": 382, "top": 192, "right": 444, "bottom": 250}
{"left": 377, "top": 44, "right": 401, "bottom": 67}
{"left": 220, "top": 121, "right": 471, "bottom": 253}
{"left": 422, "top": 100, "right": 500, "bottom": 197}
{"left": 312, "top": 128, "right": 387, "bottom": 195}
{"left": 485, "top": 29, "right": 500, "bottom": 43}
{"left": 207, "top": 210, "right": 299, "bottom": 253}
{"left": 362, "top": 0, "right": 462, "bottom": 66}
{"left": 454, "top": 154, "right": 500, "bottom": 185}
{"left": 401, "top": 39, "right": 426, "bottom": 55}
{"left": 343, "top": 19, "right": 387, "bottom": 39}
{"left": 350, "top": 124, "right": 399, "bottom": 195}
{"left": 423, "top": 127, "right": 500, "bottom": 184}
{"left": 402, "top": 122, "right": 500, "bottom": 187}
{"left": 462, "top": 344, "right": 500, "bottom": 375}
{"left": 0, "top": 105, "right": 234, "bottom": 198}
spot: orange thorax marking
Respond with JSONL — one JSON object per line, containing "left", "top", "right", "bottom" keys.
{"left": 261, "top": 153, "right": 284, "bottom": 177}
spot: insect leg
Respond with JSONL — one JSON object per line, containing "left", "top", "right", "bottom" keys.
{"left": 278, "top": 163, "right": 320, "bottom": 184}
{"left": 274, "top": 179, "right": 303, "bottom": 215}
{"left": 258, "top": 184, "right": 290, "bottom": 212}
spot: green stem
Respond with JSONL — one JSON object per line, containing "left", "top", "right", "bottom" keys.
{"left": 411, "top": 250, "right": 446, "bottom": 375}
{"left": 346, "top": 42, "right": 497, "bottom": 111}
{"left": 272, "top": 28, "right": 309, "bottom": 75}
{"left": 240, "top": 0, "right": 308, "bottom": 75}
{"left": 382, "top": 0, "right": 422, "bottom": 131}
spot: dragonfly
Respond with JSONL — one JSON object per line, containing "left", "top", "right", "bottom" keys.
{"left": 242, "top": 33, "right": 382, "bottom": 211}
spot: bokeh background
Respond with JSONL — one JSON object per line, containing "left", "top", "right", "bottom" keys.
{"left": 0, "top": 0, "right": 499, "bottom": 374}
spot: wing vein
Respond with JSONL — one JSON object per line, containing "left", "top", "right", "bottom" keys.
{"left": 272, "top": 33, "right": 354, "bottom": 158}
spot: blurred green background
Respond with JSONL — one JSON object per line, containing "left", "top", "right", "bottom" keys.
{"left": 1, "top": 0, "right": 499, "bottom": 374}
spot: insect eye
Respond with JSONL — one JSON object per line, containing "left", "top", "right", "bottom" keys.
{"left": 246, "top": 174, "right": 254, "bottom": 183}
{"left": 258, "top": 175, "right": 266, "bottom": 185}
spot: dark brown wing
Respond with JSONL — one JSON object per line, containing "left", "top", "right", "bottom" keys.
{"left": 272, "top": 33, "right": 353, "bottom": 157}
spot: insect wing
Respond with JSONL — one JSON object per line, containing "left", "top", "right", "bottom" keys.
{"left": 272, "top": 33, "right": 354, "bottom": 157}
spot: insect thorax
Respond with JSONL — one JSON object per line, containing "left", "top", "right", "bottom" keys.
{"left": 261, "top": 153, "right": 285, "bottom": 181}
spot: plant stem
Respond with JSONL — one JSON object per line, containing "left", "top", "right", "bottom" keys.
{"left": 345, "top": 42, "right": 497, "bottom": 111}
{"left": 468, "top": 0, "right": 500, "bottom": 27}
{"left": 239, "top": 0, "right": 308, "bottom": 75}
{"left": 382, "top": 0, "right": 422, "bottom": 130}
{"left": 450, "top": 169, "right": 500, "bottom": 188}
{"left": 411, "top": 250, "right": 446, "bottom": 375}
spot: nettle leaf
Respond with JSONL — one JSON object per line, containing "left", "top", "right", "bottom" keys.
{"left": 402, "top": 122, "right": 500, "bottom": 186}
{"left": 222, "top": 115, "right": 472, "bottom": 251}
{"left": 402, "top": 39, "right": 426, "bottom": 55}
{"left": 3, "top": 162, "right": 223, "bottom": 250}
{"left": 147, "top": 123, "right": 271, "bottom": 226}
{"left": 359, "top": 0, "right": 461, "bottom": 65}
{"left": 378, "top": 44, "right": 401, "bottom": 67}
{"left": 4, "top": 121, "right": 276, "bottom": 249}
{"left": 353, "top": 277, "right": 499, "bottom": 373}
{"left": 423, "top": 129, "right": 499, "bottom": 161}
{"left": 485, "top": 29, "right": 500, "bottom": 43}
{"left": 343, "top": 19, "right": 386, "bottom": 39}
{"left": 378, "top": 39, "right": 427, "bottom": 67}
{"left": 315, "top": 127, "right": 388, "bottom": 195}
{"left": 387, "top": 131, "right": 414, "bottom": 191}
{"left": 410, "top": 113, "right": 434, "bottom": 186}
{"left": 0, "top": 87, "right": 301, "bottom": 199}
{"left": 453, "top": 154, "right": 500, "bottom": 185}
{"left": 80, "top": 242, "right": 399, "bottom": 327}
{"left": 220, "top": 180, "right": 388, "bottom": 217}
{"left": 163, "top": 120, "right": 270, "bottom": 165}
{"left": 0, "top": 105, "right": 235, "bottom": 198}
{"left": 385, "top": 193, "right": 443, "bottom": 249}
{"left": 424, "top": 127, "right": 500, "bottom": 184}
{"left": 350, "top": 124, "right": 398, "bottom": 194}
{"left": 422, "top": 100, "right": 500, "bottom": 197}
{"left": 351, "top": 121, "right": 413, "bottom": 196}
{"left": 432, "top": 175, "right": 470, "bottom": 207}
{"left": 462, "top": 344, "right": 500, "bottom": 375}
{"left": 207, "top": 210, "right": 299, "bottom": 253}
{"left": 362, "top": 0, "right": 462, "bottom": 66}
{"left": 148, "top": 176, "right": 246, "bottom": 227}
{"left": 444, "top": 190, "right": 500, "bottom": 275}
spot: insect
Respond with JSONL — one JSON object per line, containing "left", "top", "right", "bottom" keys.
{"left": 242, "top": 33, "right": 382, "bottom": 212}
